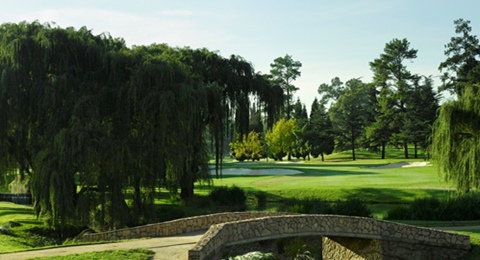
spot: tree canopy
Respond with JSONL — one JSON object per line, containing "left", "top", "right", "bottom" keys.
{"left": 269, "top": 54, "right": 302, "bottom": 118}
{"left": 0, "top": 21, "right": 284, "bottom": 230}
{"left": 432, "top": 19, "right": 480, "bottom": 193}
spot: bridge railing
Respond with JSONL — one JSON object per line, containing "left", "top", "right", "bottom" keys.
{"left": 81, "top": 211, "right": 298, "bottom": 242}
{"left": 188, "top": 215, "right": 471, "bottom": 260}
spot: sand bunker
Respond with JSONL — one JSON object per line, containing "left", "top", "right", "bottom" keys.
{"left": 372, "top": 161, "right": 431, "bottom": 169}
{"left": 209, "top": 168, "right": 302, "bottom": 176}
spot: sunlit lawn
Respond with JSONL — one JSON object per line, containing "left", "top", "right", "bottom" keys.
{"left": 27, "top": 249, "right": 155, "bottom": 260}
{"left": 0, "top": 202, "right": 46, "bottom": 253}
{"left": 204, "top": 157, "right": 455, "bottom": 205}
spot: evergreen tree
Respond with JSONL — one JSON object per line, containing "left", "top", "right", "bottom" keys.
{"left": 328, "top": 78, "right": 371, "bottom": 161}
{"left": 403, "top": 76, "right": 439, "bottom": 158}
{"left": 369, "top": 38, "right": 418, "bottom": 159}
{"left": 292, "top": 99, "right": 309, "bottom": 160}
{"left": 269, "top": 54, "right": 302, "bottom": 118}
{"left": 307, "top": 98, "right": 334, "bottom": 161}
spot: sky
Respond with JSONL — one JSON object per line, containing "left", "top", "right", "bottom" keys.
{"left": 1, "top": 0, "right": 479, "bottom": 109}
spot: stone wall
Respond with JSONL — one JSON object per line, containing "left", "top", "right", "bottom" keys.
{"left": 188, "top": 215, "right": 471, "bottom": 260}
{"left": 322, "top": 236, "right": 382, "bottom": 259}
{"left": 81, "top": 212, "right": 297, "bottom": 242}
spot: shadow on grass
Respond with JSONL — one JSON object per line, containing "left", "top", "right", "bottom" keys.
{"left": 0, "top": 208, "right": 35, "bottom": 218}
{"left": 208, "top": 168, "right": 378, "bottom": 178}
{"left": 341, "top": 187, "right": 453, "bottom": 204}
{"left": 222, "top": 163, "right": 390, "bottom": 169}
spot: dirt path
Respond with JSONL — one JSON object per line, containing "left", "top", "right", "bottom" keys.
{"left": 0, "top": 230, "right": 206, "bottom": 260}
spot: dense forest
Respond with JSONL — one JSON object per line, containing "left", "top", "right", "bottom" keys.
{"left": 0, "top": 19, "right": 478, "bottom": 230}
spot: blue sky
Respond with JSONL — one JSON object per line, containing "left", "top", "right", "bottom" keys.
{"left": 1, "top": 0, "right": 479, "bottom": 108}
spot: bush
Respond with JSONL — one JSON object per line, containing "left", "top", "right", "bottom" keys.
{"left": 384, "top": 205, "right": 411, "bottom": 220}
{"left": 280, "top": 197, "right": 371, "bottom": 217}
{"left": 333, "top": 198, "right": 373, "bottom": 218}
{"left": 253, "top": 191, "right": 267, "bottom": 210}
{"left": 445, "top": 193, "right": 480, "bottom": 220}
{"left": 385, "top": 193, "right": 480, "bottom": 221}
{"left": 156, "top": 205, "right": 186, "bottom": 222}
{"left": 209, "top": 185, "right": 247, "bottom": 210}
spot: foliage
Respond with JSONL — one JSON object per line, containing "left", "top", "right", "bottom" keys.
{"left": 385, "top": 194, "right": 480, "bottom": 221}
{"left": 306, "top": 98, "right": 334, "bottom": 161}
{"left": 432, "top": 19, "right": 480, "bottom": 193}
{"left": 269, "top": 54, "right": 302, "bottom": 118}
{"left": 253, "top": 191, "right": 267, "bottom": 210}
{"left": 365, "top": 87, "right": 397, "bottom": 158}
{"left": 291, "top": 99, "right": 310, "bottom": 160}
{"left": 230, "top": 131, "right": 264, "bottom": 162}
{"left": 402, "top": 76, "right": 439, "bottom": 158}
{"left": 209, "top": 185, "right": 247, "bottom": 210}
{"left": 265, "top": 118, "right": 297, "bottom": 160}
{"left": 0, "top": 22, "right": 284, "bottom": 230}
{"left": 438, "top": 19, "right": 480, "bottom": 95}
{"left": 369, "top": 38, "right": 419, "bottom": 159}
{"left": 328, "top": 78, "right": 372, "bottom": 160}
{"left": 280, "top": 197, "right": 372, "bottom": 218}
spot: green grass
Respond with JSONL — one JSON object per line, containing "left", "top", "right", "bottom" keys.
{"left": 0, "top": 202, "right": 41, "bottom": 224}
{"left": 0, "top": 202, "right": 58, "bottom": 253}
{"left": 0, "top": 148, "right": 476, "bottom": 257}
{"left": 205, "top": 158, "right": 454, "bottom": 205}
{"left": 27, "top": 248, "right": 155, "bottom": 260}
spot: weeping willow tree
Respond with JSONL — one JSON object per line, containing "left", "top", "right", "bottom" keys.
{"left": 432, "top": 85, "right": 480, "bottom": 192}
{"left": 0, "top": 21, "right": 284, "bottom": 231}
{"left": 432, "top": 19, "right": 480, "bottom": 193}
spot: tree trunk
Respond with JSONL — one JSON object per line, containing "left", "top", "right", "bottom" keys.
{"left": 321, "top": 153, "right": 325, "bottom": 162}
{"left": 414, "top": 143, "right": 418, "bottom": 159}
{"left": 180, "top": 163, "right": 195, "bottom": 199}
{"left": 286, "top": 89, "right": 290, "bottom": 119}
{"left": 403, "top": 141, "right": 409, "bottom": 159}
{"left": 214, "top": 127, "right": 220, "bottom": 179}
{"left": 381, "top": 141, "right": 386, "bottom": 159}
{"left": 351, "top": 130, "right": 356, "bottom": 161}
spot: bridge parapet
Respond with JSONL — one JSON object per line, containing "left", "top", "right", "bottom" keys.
{"left": 81, "top": 211, "right": 298, "bottom": 242}
{"left": 188, "top": 215, "right": 470, "bottom": 260}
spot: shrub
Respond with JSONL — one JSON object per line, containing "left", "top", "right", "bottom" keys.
{"left": 209, "top": 185, "right": 247, "bottom": 210}
{"left": 385, "top": 193, "right": 480, "bottom": 221}
{"left": 445, "top": 193, "right": 480, "bottom": 220}
{"left": 385, "top": 198, "right": 444, "bottom": 220}
{"left": 384, "top": 205, "right": 411, "bottom": 220}
{"left": 280, "top": 197, "right": 371, "bottom": 217}
{"left": 156, "top": 205, "right": 186, "bottom": 222}
{"left": 253, "top": 191, "right": 267, "bottom": 210}
{"left": 333, "top": 198, "right": 373, "bottom": 218}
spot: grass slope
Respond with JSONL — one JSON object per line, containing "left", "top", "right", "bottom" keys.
{"left": 0, "top": 202, "right": 53, "bottom": 253}
{"left": 27, "top": 249, "right": 155, "bottom": 260}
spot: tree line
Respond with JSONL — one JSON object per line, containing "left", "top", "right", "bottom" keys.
{"left": 231, "top": 18, "right": 480, "bottom": 196}
{"left": 231, "top": 38, "right": 439, "bottom": 162}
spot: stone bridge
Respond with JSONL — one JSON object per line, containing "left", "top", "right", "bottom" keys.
{"left": 188, "top": 214, "right": 470, "bottom": 260}
{"left": 81, "top": 212, "right": 470, "bottom": 259}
